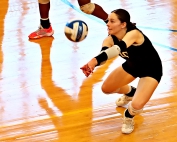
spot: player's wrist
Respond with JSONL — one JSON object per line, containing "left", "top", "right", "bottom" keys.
{"left": 92, "top": 58, "right": 98, "bottom": 66}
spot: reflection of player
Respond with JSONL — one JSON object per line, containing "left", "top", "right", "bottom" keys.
{"left": 34, "top": 35, "right": 113, "bottom": 141}
{"left": 28, "top": 0, "right": 108, "bottom": 39}
{"left": 80, "top": 9, "right": 163, "bottom": 134}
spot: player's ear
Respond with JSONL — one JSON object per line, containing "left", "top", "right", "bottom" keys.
{"left": 121, "top": 22, "right": 127, "bottom": 29}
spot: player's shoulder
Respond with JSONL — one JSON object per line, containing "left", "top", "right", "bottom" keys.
{"left": 127, "top": 29, "right": 140, "bottom": 35}
{"left": 128, "top": 28, "right": 144, "bottom": 36}
{"left": 126, "top": 29, "right": 144, "bottom": 40}
{"left": 104, "top": 35, "right": 114, "bottom": 41}
{"left": 102, "top": 35, "right": 114, "bottom": 47}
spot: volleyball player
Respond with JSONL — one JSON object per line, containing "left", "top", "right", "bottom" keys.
{"left": 80, "top": 8, "right": 163, "bottom": 134}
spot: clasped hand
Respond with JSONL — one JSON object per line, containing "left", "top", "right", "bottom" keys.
{"left": 80, "top": 58, "right": 98, "bottom": 77}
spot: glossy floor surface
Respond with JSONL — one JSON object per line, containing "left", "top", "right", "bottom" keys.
{"left": 0, "top": 0, "right": 177, "bottom": 141}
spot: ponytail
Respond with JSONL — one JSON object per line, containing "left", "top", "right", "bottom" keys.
{"left": 127, "top": 22, "right": 136, "bottom": 32}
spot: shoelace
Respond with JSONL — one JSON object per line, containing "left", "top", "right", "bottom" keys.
{"left": 119, "top": 95, "right": 130, "bottom": 102}
{"left": 35, "top": 26, "right": 42, "bottom": 32}
{"left": 35, "top": 27, "right": 48, "bottom": 35}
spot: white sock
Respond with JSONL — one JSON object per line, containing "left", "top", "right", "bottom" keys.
{"left": 40, "top": 18, "right": 49, "bottom": 20}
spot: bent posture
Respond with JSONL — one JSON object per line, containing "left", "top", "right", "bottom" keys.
{"left": 80, "top": 9, "right": 163, "bottom": 134}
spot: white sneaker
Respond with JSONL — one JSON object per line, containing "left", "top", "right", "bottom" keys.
{"left": 115, "top": 95, "right": 132, "bottom": 107}
{"left": 121, "top": 116, "right": 134, "bottom": 134}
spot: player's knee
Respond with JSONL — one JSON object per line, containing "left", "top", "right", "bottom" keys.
{"left": 80, "top": 3, "right": 95, "bottom": 14}
{"left": 38, "top": 0, "right": 50, "bottom": 4}
{"left": 101, "top": 84, "right": 111, "bottom": 94}
{"left": 101, "top": 84, "right": 120, "bottom": 95}
{"left": 128, "top": 102, "right": 143, "bottom": 116}
{"left": 101, "top": 85, "right": 108, "bottom": 94}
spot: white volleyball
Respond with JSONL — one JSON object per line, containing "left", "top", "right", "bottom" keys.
{"left": 64, "top": 19, "right": 88, "bottom": 42}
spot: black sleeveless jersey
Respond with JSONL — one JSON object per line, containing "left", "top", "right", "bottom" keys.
{"left": 111, "top": 29, "right": 162, "bottom": 66}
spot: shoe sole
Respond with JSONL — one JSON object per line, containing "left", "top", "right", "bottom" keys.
{"left": 122, "top": 129, "right": 134, "bottom": 134}
{"left": 29, "top": 30, "right": 54, "bottom": 39}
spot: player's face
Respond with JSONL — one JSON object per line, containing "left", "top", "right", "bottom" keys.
{"left": 107, "top": 13, "right": 126, "bottom": 35}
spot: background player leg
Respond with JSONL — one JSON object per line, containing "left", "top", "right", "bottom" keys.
{"left": 78, "top": 0, "right": 108, "bottom": 23}
{"left": 28, "top": 0, "right": 54, "bottom": 39}
{"left": 39, "top": 1, "right": 50, "bottom": 29}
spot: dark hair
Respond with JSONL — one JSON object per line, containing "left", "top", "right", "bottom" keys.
{"left": 111, "top": 9, "right": 136, "bottom": 32}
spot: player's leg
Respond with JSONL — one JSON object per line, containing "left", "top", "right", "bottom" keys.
{"left": 115, "top": 85, "right": 136, "bottom": 107}
{"left": 101, "top": 65, "right": 136, "bottom": 96}
{"left": 78, "top": 0, "right": 108, "bottom": 23}
{"left": 39, "top": 0, "right": 50, "bottom": 29}
{"left": 28, "top": 0, "right": 54, "bottom": 39}
{"left": 102, "top": 62, "right": 137, "bottom": 107}
{"left": 122, "top": 77, "right": 159, "bottom": 134}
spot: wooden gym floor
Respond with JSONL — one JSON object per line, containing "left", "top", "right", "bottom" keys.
{"left": 0, "top": 0, "right": 177, "bottom": 141}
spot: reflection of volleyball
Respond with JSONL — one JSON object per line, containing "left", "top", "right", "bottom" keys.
{"left": 64, "top": 19, "right": 88, "bottom": 42}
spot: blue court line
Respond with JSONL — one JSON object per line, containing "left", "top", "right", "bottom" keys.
{"left": 61, "top": 0, "right": 177, "bottom": 51}
{"left": 138, "top": 26, "right": 177, "bottom": 32}
{"left": 153, "top": 42, "right": 177, "bottom": 52}
{"left": 61, "top": 0, "right": 177, "bottom": 32}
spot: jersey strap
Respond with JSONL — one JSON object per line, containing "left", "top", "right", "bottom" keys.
{"left": 111, "top": 35, "right": 127, "bottom": 50}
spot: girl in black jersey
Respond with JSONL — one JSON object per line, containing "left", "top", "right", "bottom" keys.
{"left": 80, "top": 9, "right": 163, "bottom": 134}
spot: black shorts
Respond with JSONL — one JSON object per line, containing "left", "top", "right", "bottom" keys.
{"left": 122, "top": 60, "right": 163, "bottom": 82}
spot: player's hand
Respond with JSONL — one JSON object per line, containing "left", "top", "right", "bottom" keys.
{"left": 80, "top": 64, "right": 92, "bottom": 77}
{"left": 80, "top": 58, "right": 97, "bottom": 77}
